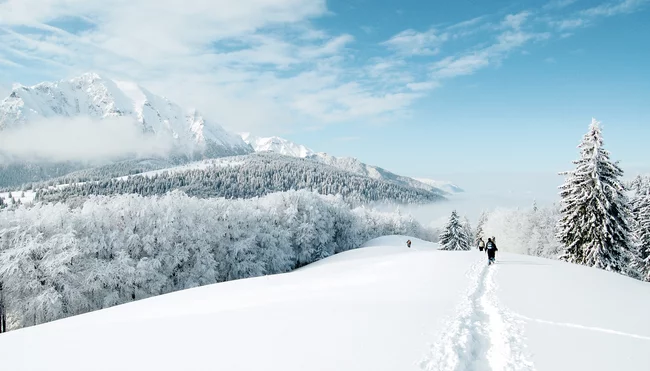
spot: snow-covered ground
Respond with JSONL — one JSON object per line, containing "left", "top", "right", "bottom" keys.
{"left": 0, "top": 190, "right": 36, "bottom": 204}
{"left": 114, "top": 158, "right": 246, "bottom": 180}
{"left": 0, "top": 236, "right": 648, "bottom": 370}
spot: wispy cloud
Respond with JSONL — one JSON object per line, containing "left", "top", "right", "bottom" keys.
{"left": 430, "top": 12, "right": 550, "bottom": 79}
{"left": 360, "top": 26, "right": 374, "bottom": 34}
{"left": 544, "top": 57, "right": 557, "bottom": 63}
{"left": 406, "top": 81, "right": 440, "bottom": 91}
{"left": 581, "top": 0, "right": 648, "bottom": 16}
{"left": 543, "top": 0, "right": 579, "bottom": 10}
{"left": 0, "top": 0, "right": 410, "bottom": 135}
{"left": 380, "top": 0, "right": 646, "bottom": 88}
{"left": 382, "top": 28, "right": 448, "bottom": 56}
{"left": 551, "top": 18, "right": 586, "bottom": 30}
{"left": 501, "top": 11, "right": 531, "bottom": 30}
{"left": 548, "top": 0, "right": 649, "bottom": 30}
{"left": 1, "top": 0, "right": 648, "bottom": 137}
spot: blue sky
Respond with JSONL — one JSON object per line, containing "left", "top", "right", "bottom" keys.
{"left": 0, "top": 0, "right": 649, "bottom": 200}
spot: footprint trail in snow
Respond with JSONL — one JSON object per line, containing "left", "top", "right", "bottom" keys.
{"left": 420, "top": 259, "right": 535, "bottom": 371}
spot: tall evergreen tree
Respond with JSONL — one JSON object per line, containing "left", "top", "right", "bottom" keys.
{"left": 631, "top": 187, "right": 650, "bottom": 281}
{"left": 440, "top": 210, "right": 470, "bottom": 251}
{"left": 557, "top": 118, "right": 632, "bottom": 273}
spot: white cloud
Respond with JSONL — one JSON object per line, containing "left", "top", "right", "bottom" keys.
{"left": 548, "top": 0, "right": 648, "bottom": 32}
{"left": 406, "top": 81, "right": 440, "bottom": 91}
{"left": 544, "top": 57, "right": 557, "bottom": 63}
{"left": 0, "top": 116, "right": 175, "bottom": 163}
{"left": 1, "top": 0, "right": 647, "bottom": 137}
{"left": 552, "top": 18, "right": 586, "bottom": 30}
{"left": 432, "top": 53, "right": 491, "bottom": 79}
{"left": 543, "top": 0, "right": 579, "bottom": 10}
{"left": 431, "top": 27, "right": 549, "bottom": 79}
{"left": 501, "top": 11, "right": 531, "bottom": 30}
{"left": 446, "top": 16, "right": 487, "bottom": 31}
{"left": 0, "top": 0, "right": 421, "bottom": 135}
{"left": 581, "top": 0, "right": 649, "bottom": 16}
{"left": 382, "top": 28, "right": 448, "bottom": 56}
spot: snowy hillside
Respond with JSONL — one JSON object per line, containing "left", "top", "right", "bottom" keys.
{"left": 0, "top": 73, "right": 252, "bottom": 157}
{"left": 241, "top": 133, "right": 461, "bottom": 195}
{"left": 35, "top": 153, "right": 445, "bottom": 205}
{"left": 0, "top": 236, "right": 647, "bottom": 370}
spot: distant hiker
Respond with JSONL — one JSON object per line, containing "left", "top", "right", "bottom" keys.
{"left": 486, "top": 238, "right": 498, "bottom": 265}
{"left": 407, "top": 240, "right": 412, "bottom": 248}
{"left": 477, "top": 237, "right": 485, "bottom": 252}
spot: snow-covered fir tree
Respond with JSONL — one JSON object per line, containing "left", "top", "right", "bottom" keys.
{"left": 439, "top": 210, "right": 470, "bottom": 251}
{"left": 557, "top": 118, "right": 632, "bottom": 273}
{"left": 630, "top": 183, "right": 650, "bottom": 281}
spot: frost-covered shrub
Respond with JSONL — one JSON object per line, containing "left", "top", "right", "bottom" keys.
{"left": 482, "top": 205, "right": 562, "bottom": 258}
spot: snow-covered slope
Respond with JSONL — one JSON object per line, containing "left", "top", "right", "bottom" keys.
{"left": 0, "top": 73, "right": 252, "bottom": 157}
{"left": 241, "top": 133, "right": 461, "bottom": 195}
{"left": 1, "top": 236, "right": 648, "bottom": 371}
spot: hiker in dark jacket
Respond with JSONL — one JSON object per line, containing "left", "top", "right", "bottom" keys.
{"left": 485, "top": 238, "right": 498, "bottom": 264}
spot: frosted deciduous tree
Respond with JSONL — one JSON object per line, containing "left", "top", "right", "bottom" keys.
{"left": 463, "top": 217, "right": 476, "bottom": 249}
{"left": 557, "top": 118, "right": 632, "bottom": 273}
{"left": 0, "top": 190, "right": 435, "bottom": 331}
{"left": 439, "top": 210, "right": 470, "bottom": 251}
{"left": 476, "top": 211, "right": 488, "bottom": 241}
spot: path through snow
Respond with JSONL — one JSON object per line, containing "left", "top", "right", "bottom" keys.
{"left": 420, "top": 257, "right": 535, "bottom": 371}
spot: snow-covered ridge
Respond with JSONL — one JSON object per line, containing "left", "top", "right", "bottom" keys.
{"left": 0, "top": 73, "right": 252, "bottom": 157}
{"left": 241, "top": 133, "right": 463, "bottom": 195}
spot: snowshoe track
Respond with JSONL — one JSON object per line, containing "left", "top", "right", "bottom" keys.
{"left": 420, "top": 258, "right": 535, "bottom": 371}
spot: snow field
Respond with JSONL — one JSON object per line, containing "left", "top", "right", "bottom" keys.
{"left": 421, "top": 258, "right": 534, "bottom": 371}
{"left": 0, "top": 238, "right": 648, "bottom": 371}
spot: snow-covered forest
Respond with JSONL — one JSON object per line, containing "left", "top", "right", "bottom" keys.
{"left": 0, "top": 190, "right": 434, "bottom": 330}
{"left": 32, "top": 153, "right": 443, "bottom": 205}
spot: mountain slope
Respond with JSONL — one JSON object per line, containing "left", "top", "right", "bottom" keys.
{"left": 0, "top": 73, "right": 252, "bottom": 157}
{"left": 0, "top": 237, "right": 648, "bottom": 370}
{"left": 241, "top": 133, "right": 462, "bottom": 195}
{"left": 35, "top": 153, "right": 445, "bottom": 205}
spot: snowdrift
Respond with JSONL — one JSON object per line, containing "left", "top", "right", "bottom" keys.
{"left": 0, "top": 237, "right": 648, "bottom": 371}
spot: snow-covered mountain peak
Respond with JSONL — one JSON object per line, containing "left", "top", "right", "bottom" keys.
{"left": 0, "top": 73, "right": 252, "bottom": 158}
{"left": 241, "top": 133, "right": 315, "bottom": 158}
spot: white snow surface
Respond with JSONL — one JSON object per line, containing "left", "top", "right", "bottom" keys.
{"left": 0, "top": 73, "right": 251, "bottom": 156}
{"left": 1, "top": 236, "right": 648, "bottom": 371}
